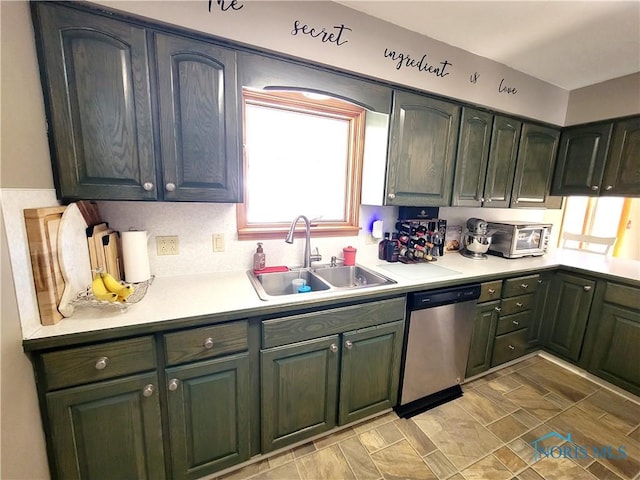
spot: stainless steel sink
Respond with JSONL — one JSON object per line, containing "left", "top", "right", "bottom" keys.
{"left": 312, "top": 265, "right": 395, "bottom": 289}
{"left": 247, "top": 264, "right": 396, "bottom": 300}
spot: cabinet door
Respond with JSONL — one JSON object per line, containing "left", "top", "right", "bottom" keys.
{"left": 543, "top": 273, "right": 595, "bottom": 361}
{"left": 526, "top": 273, "right": 552, "bottom": 352}
{"left": 386, "top": 91, "right": 460, "bottom": 206}
{"left": 551, "top": 123, "right": 613, "bottom": 196}
{"left": 155, "top": 33, "right": 241, "bottom": 202}
{"left": 511, "top": 124, "right": 560, "bottom": 208}
{"left": 466, "top": 301, "right": 499, "bottom": 377}
{"left": 452, "top": 108, "right": 493, "bottom": 207}
{"left": 46, "top": 373, "right": 165, "bottom": 480}
{"left": 484, "top": 116, "right": 521, "bottom": 208}
{"left": 339, "top": 321, "right": 404, "bottom": 425}
{"left": 601, "top": 116, "right": 640, "bottom": 197}
{"left": 32, "top": 3, "right": 157, "bottom": 201}
{"left": 261, "top": 336, "right": 339, "bottom": 452}
{"left": 586, "top": 304, "right": 640, "bottom": 395}
{"left": 165, "top": 353, "right": 250, "bottom": 480}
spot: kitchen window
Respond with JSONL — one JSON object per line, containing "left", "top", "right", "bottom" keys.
{"left": 236, "top": 89, "right": 365, "bottom": 239}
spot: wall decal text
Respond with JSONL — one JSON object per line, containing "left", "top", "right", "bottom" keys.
{"left": 470, "top": 72, "right": 480, "bottom": 84}
{"left": 291, "top": 20, "right": 352, "bottom": 46}
{"left": 498, "top": 78, "right": 518, "bottom": 95}
{"left": 383, "top": 49, "right": 452, "bottom": 78}
{"left": 208, "top": 0, "right": 243, "bottom": 12}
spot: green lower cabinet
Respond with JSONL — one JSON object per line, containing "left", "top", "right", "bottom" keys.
{"left": 261, "top": 336, "right": 339, "bottom": 453}
{"left": 543, "top": 272, "right": 596, "bottom": 361}
{"left": 165, "top": 353, "right": 250, "bottom": 480}
{"left": 466, "top": 300, "right": 499, "bottom": 377}
{"left": 339, "top": 321, "right": 403, "bottom": 425}
{"left": 46, "top": 373, "right": 166, "bottom": 480}
{"left": 525, "top": 273, "right": 553, "bottom": 352}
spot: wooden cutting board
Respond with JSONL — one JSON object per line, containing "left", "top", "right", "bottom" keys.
{"left": 57, "top": 203, "right": 93, "bottom": 317}
{"left": 102, "top": 230, "right": 123, "bottom": 281}
{"left": 86, "top": 222, "right": 109, "bottom": 278}
{"left": 24, "top": 206, "right": 67, "bottom": 325}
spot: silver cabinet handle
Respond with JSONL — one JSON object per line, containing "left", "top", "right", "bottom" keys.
{"left": 494, "top": 306, "right": 502, "bottom": 312}
{"left": 142, "top": 182, "right": 154, "bottom": 191}
{"left": 583, "top": 285, "right": 592, "bottom": 291}
{"left": 486, "top": 198, "right": 492, "bottom": 202}
{"left": 165, "top": 182, "right": 176, "bottom": 192}
{"left": 168, "top": 379, "right": 179, "bottom": 392}
{"left": 513, "top": 320, "right": 520, "bottom": 326}
{"left": 95, "top": 357, "right": 109, "bottom": 370}
{"left": 203, "top": 337, "right": 214, "bottom": 349}
{"left": 142, "top": 384, "right": 154, "bottom": 397}
{"left": 388, "top": 193, "right": 396, "bottom": 200}
{"left": 516, "top": 302, "right": 523, "bottom": 308}
{"left": 508, "top": 345, "right": 515, "bottom": 350}
{"left": 488, "top": 288, "right": 496, "bottom": 294}
{"left": 538, "top": 279, "right": 543, "bottom": 284}
{"left": 605, "top": 185, "right": 613, "bottom": 191}
{"left": 345, "top": 340, "right": 353, "bottom": 349}
{"left": 330, "top": 343, "right": 338, "bottom": 353}
{"left": 521, "top": 283, "right": 529, "bottom": 289}
{"left": 591, "top": 185, "right": 599, "bottom": 191}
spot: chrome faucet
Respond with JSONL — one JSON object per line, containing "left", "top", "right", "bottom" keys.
{"left": 285, "top": 215, "right": 322, "bottom": 268}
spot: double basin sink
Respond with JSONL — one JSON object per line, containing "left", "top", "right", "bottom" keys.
{"left": 248, "top": 265, "right": 397, "bottom": 300}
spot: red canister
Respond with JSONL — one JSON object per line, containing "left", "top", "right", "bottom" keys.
{"left": 343, "top": 246, "right": 357, "bottom": 266}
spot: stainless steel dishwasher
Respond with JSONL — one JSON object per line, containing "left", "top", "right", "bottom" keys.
{"left": 396, "top": 284, "right": 481, "bottom": 418}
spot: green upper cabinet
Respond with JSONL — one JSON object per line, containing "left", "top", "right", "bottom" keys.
{"left": 552, "top": 116, "right": 639, "bottom": 197}
{"left": 32, "top": 2, "right": 157, "bottom": 201}
{"left": 551, "top": 122, "right": 613, "bottom": 196}
{"left": 452, "top": 111, "right": 521, "bottom": 208}
{"left": 385, "top": 91, "right": 460, "bottom": 206}
{"left": 32, "top": 3, "right": 241, "bottom": 202}
{"left": 601, "top": 116, "right": 640, "bottom": 196}
{"left": 155, "top": 33, "right": 241, "bottom": 202}
{"left": 511, "top": 123, "right": 561, "bottom": 208}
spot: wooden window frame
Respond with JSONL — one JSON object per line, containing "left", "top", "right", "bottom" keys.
{"left": 237, "top": 89, "right": 365, "bottom": 240}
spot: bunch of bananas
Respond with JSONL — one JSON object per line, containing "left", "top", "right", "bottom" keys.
{"left": 91, "top": 271, "right": 135, "bottom": 302}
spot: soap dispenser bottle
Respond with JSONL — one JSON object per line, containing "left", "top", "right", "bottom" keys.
{"left": 253, "top": 243, "right": 266, "bottom": 270}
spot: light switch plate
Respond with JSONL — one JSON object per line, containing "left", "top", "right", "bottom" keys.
{"left": 213, "top": 233, "right": 225, "bottom": 252}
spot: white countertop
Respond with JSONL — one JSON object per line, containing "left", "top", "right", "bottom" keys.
{"left": 23, "top": 250, "right": 640, "bottom": 343}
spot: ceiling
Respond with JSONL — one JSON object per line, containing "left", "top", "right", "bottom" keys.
{"left": 334, "top": 1, "right": 640, "bottom": 91}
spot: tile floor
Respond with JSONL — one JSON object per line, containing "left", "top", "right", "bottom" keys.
{"left": 217, "top": 355, "right": 640, "bottom": 480}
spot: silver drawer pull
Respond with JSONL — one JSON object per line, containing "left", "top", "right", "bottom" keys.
{"left": 203, "top": 337, "right": 214, "bottom": 349}
{"left": 388, "top": 193, "right": 396, "bottom": 199}
{"left": 538, "top": 279, "right": 543, "bottom": 284}
{"left": 516, "top": 302, "right": 523, "bottom": 308}
{"left": 165, "top": 182, "right": 176, "bottom": 192}
{"left": 330, "top": 343, "right": 338, "bottom": 353}
{"left": 142, "top": 182, "right": 154, "bottom": 191}
{"left": 168, "top": 379, "right": 179, "bottom": 392}
{"left": 583, "top": 285, "right": 592, "bottom": 292}
{"left": 508, "top": 345, "right": 515, "bottom": 350}
{"left": 591, "top": 185, "right": 599, "bottom": 191}
{"left": 345, "top": 340, "right": 353, "bottom": 349}
{"left": 520, "top": 283, "right": 529, "bottom": 289}
{"left": 605, "top": 185, "right": 613, "bottom": 191}
{"left": 494, "top": 307, "right": 502, "bottom": 312}
{"left": 487, "top": 288, "right": 496, "bottom": 294}
{"left": 94, "top": 357, "right": 109, "bottom": 370}
{"left": 512, "top": 320, "right": 520, "bottom": 326}
{"left": 142, "top": 384, "right": 154, "bottom": 397}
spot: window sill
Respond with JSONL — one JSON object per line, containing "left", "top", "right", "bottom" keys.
{"left": 237, "top": 224, "right": 361, "bottom": 241}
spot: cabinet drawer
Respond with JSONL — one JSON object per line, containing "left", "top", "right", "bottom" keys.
{"left": 491, "top": 329, "right": 527, "bottom": 367}
{"left": 479, "top": 280, "right": 502, "bottom": 303}
{"left": 262, "top": 297, "right": 406, "bottom": 348}
{"left": 604, "top": 283, "right": 640, "bottom": 310}
{"left": 496, "top": 311, "right": 531, "bottom": 336}
{"left": 41, "top": 336, "right": 156, "bottom": 390}
{"left": 164, "top": 320, "right": 248, "bottom": 366}
{"left": 500, "top": 294, "right": 534, "bottom": 316}
{"left": 502, "top": 274, "right": 540, "bottom": 297}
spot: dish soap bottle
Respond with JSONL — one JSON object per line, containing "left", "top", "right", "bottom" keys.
{"left": 253, "top": 242, "right": 266, "bottom": 270}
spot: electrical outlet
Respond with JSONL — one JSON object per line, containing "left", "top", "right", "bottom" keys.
{"left": 157, "top": 236, "right": 179, "bottom": 255}
{"left": 212, "top": 233, "right": 225, "bottom": 252}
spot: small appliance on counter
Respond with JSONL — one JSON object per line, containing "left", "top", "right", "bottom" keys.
{"left": 460, "top": 217, "right": 494, "bottom": 260}
{"left": 487, "top": 221, "right": 552, "bottom": 258}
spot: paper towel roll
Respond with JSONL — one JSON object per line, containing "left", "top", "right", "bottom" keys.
{"left": 121, "top": 231, "right": 151, "bottom": 283}
{"left": 372, "top": 220, "right": 384, "bottom": 239}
